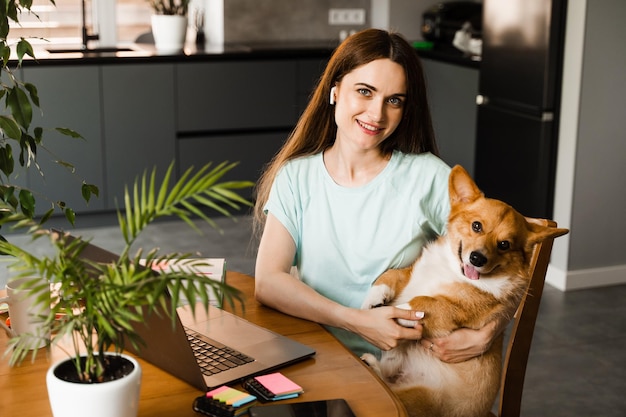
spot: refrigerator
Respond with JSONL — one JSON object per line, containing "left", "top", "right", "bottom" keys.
{"left": 474, "top": 0, "right": 567, "bottom": 219}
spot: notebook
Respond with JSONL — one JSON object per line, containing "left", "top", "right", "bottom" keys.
{"left": 60, "top": 232, "right": 316, "bottom": 390}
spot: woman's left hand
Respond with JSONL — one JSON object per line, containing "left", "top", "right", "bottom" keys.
{"left": 420, "top": 320, "right": 499, "bottom": 363}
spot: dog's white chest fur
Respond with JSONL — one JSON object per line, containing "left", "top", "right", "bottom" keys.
{"left": 395, "top": 239, "right": 460, "bottom": 304}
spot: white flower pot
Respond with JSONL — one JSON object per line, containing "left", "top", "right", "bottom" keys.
{"left": 46, "top": 354, "right": 142, "bottom": 417}
{"left": 151, "top": 14, "right": 188, "bottom": 53}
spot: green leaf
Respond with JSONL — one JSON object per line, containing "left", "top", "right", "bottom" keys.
{"left": 0, "top": 185, "right": 17, "bottom": 206}
{"left": 24, "top": 82, "right": 40, "bottom": 108}
{"left": 55, "top": 160, "right": 76, "bottom": 172}
{"left": 18, "top": 189, "right": 35, "bottom": 218}
{"left": 33, "top": 126, "right": 43, "bottom": 143}
{"left": 0, "top": 143, "right": 15, "bottom": 177}
{"left": 64, "top": 208, "right": 75, "bottom": 225}
{"left": 7, "top": 86, "right": 33, "bottom": 130}
{"left": 81, "top": 183, "right": 99, "bottom": 202}
{"left": 18, "top": 133, "right": 36, "bottom": 167}
{"left": 16, "top": 39, "right": 36, "bottom": 65}
{"left": 7, "top": 1, "right": 19, "bottom": 22}
{"left": 39, "top": 208, "right": 54, "bottom": 225}
{"left": 55, "top": 127, "right": 84, "bottom": 139}
{"left": 0, "top": 42, "right": 10, "bottom": 67}
{"left": 0, "top": 115, "right": 21, "bottom": 140}
{"left": 20, "top": 1, "right": 35, "bottom": 10}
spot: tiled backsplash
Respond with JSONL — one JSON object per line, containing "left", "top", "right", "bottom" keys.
{"left": 223, "top": 0, "right": 371, "bottom": 42}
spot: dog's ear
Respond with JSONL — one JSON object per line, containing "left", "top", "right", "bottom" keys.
{"left": 449, "top": 165, "right": 483, "bottom": 205}
{"left": 525, "top": 217, "right": 569, "bottom": 246}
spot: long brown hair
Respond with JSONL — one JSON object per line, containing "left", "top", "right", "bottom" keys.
{"left": 253, "top": 29, "right": 438, "bottom": 231}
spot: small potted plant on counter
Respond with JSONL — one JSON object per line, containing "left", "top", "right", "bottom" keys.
{"left": 148, "top": 0, "right": 192, "bottom": 52}
{"left": 2, "top": 161, "right": 253, "bottom": 417}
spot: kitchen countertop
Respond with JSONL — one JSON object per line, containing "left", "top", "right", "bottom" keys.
{"left": 16, "top": 40, "right": 339, "bottom": 67}
{"left": 417, "top": 43, "right": 481, "bottom": 69}
{"left": 13, "top": 39, "right": 479, "bottom": 69}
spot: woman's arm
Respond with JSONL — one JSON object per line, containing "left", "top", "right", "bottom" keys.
{"left": 255, "top": 213, "right": 424, "bottom": 351}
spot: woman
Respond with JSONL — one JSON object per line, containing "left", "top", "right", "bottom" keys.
{"left": 254, "top": 29, "right": 503, "bottom": 360}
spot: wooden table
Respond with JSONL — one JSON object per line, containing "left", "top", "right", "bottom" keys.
{"left": 0, "top": 271, "right": 406, "bottom": 417}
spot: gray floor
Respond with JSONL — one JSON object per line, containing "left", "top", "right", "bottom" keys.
{"left": 2, "top": 213, "right": 625, "bottom": 416}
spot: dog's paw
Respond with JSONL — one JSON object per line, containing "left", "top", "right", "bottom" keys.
{"left": 361, "top": 353, "right": 383, "bottom": 376}
{"left": 361, "top": 284, "right": 393, "bottom": 309}
{"left": 361, "top": 353, "right": 378, "bottom": 366}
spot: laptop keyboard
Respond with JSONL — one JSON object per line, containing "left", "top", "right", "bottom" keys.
{"left": 185, "top": 327, "right": 255, "bottom": 376}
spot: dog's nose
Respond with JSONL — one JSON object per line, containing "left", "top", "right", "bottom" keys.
{"left": 469, "top": 251, "right": 487, "bottom": 267}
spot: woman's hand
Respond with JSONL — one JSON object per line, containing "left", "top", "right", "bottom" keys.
{"left": 349, "top": 306, "right": 425, "bottom": 351}
{"left": 419, "top": 320, "right": 500, "bottom": 363}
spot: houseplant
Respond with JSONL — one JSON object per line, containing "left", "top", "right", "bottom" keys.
{"left": 148, "top": 0, "right": 192, "bottom": 52}
{"left": 1, "top": 1, "right": 99, "bottom": 238}
{"left": 2, "top": 161, "right": 253, "bottom": 416}
{"left": 3, "top": 4, "right": 253, "bottom": 415}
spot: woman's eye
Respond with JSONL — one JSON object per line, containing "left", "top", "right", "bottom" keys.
{"left": 387, "top": 96, "right": 403, "bottom": 106}
{"left": 357, "top": 88, "right": 372, "bottom": 97}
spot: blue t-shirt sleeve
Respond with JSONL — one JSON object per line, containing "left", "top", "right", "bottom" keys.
{"left": 263, "top": 163, "right": 301, "bottom": 250}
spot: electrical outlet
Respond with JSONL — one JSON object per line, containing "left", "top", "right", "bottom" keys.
{"left": 328, "top": 8, "right": 366, "bottom": 25}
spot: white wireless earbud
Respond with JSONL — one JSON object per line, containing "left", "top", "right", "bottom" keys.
{"left": 329, "top": 86, "right": 337, "bottom": 105}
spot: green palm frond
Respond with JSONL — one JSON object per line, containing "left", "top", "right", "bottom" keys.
{"left": 118, "top": 161, "right": 253, "bottom": 257}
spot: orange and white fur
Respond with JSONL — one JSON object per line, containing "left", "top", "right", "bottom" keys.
{"left": 361, "top": 165, "right": 568, "bottom": 417}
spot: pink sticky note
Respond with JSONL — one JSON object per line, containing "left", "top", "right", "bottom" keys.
{"left": 206, "top": 386, "right": 229, "bottom": 398}
{"left": 254, "top": 373, "right": 303, "bottom": 395}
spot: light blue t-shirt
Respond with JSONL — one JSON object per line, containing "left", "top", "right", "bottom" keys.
{"left": 264, "top": 150, "right": 451, "bottom": 356}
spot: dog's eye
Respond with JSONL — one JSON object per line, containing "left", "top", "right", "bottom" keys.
{"left": 498, "top": 241, "right": 511, "bottom": 251}
{"left": 472, "top": 221, "right": 482, "bottom": 233}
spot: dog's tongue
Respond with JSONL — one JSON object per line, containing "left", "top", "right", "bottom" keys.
{"left": 463, "top": 264, "right": 480, "bottom": 280}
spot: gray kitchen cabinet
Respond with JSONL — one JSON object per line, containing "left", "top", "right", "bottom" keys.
{"left": 296, "top": 58, "right": 328, "bottom": 115}
{"left": 22, "top": 65, "right": 106, "bottom": 214}
{"left": 175, "top": 59, "right": 305, "bottom": 191}
{"left": 100, "top": 63, "right": 177, "bottom": 209}
{"left": 178, "top": 131, "right": 289, "bottom": 198}
{"left": 176, "top": 60, "right": 298, "bottom": 132}
{"left": 421, "top": 58, "right": 479, "bottom": 176}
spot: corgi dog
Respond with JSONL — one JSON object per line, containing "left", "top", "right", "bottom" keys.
{"left": 361, "top": 165, "right": 568, "bottom": 417}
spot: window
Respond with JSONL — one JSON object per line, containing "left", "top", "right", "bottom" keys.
{"left": 8, "top": 0, "right": 152, "bottom": 45}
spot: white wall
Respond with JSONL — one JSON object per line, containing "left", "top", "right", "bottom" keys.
{"left": 549, "top": 0, "right": 626, "bottom": 290}
{"left": 370, "top": 0, "right": 439, "bottom": 40}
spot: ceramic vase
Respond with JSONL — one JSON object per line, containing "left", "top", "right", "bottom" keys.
{"left": 46, "top": 354, "right": 142, "bottom": 417}
{"left": 151, "top": 14, "right": 188, "bottom": 53}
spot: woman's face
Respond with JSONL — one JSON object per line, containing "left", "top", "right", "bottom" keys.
{"left": 333, "top": 58, "right": 406, "bottom": 152}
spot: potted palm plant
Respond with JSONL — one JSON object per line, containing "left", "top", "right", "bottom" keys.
{"left": 148, "top": 0, "right": 192, "bottom": 52}
{"left": 2, "top": 161, "right": 253, "bottom": 417}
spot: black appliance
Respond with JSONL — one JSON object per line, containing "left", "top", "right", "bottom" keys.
{"left": 474, "top": 0, "right": 567, "bottom": 219}
{"left": 422, "top": 1, "right": 483, "bottom": 43}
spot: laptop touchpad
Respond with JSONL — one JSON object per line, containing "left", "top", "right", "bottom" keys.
{"left": 186, "top": 312, "right": 276, "bottom": 349}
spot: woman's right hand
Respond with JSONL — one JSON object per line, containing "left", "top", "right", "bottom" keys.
{"left": 347, "top": 306, "right": 424, "bottom": 351}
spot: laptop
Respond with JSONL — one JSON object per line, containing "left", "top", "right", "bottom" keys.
{"left": 61, "top": 232, "right": 316, "bottom": 390}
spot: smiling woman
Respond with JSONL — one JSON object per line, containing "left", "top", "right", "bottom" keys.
{"left": 7, "top": 0, "right": 152, "bottom": 45}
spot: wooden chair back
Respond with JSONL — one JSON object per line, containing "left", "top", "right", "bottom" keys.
{"left": 489, "top": 219, "right": 559, "bottom": 417}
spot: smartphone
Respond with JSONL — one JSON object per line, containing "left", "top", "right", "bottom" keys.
{"left": 248, "top": 399, "right": 356, "bottom": 417}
